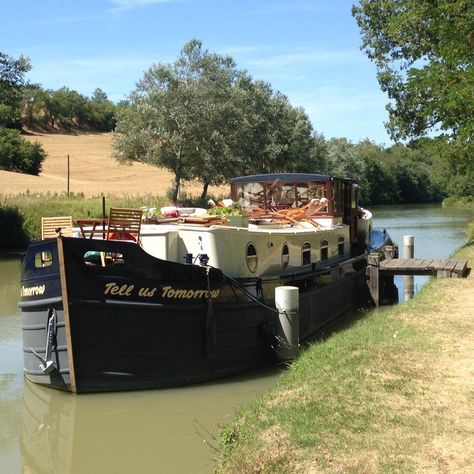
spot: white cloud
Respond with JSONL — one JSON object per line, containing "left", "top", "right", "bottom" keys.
{"left": 108, "top": 0, "right": 180, "bottom": 11}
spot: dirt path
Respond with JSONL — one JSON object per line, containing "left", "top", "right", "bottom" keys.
{"left": 0, "top": 133, "right": 225, "bottom": 198}
{"left": 407, "top": 252, "right": 474, "bottom": 472}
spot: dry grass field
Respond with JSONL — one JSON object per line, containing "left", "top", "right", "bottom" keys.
{"left": 0, "top": 132, "right": 225, "bottom": 198}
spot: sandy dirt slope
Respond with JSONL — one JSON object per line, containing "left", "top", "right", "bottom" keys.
{"left": 0, "top": 132, "right": 225, "bottom": 198}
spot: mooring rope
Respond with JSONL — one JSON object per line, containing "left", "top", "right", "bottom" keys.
{"left": 220, "top": 271, "right": 282, "bottom": 315}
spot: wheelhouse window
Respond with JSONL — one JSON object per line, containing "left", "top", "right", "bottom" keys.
{"left": 338, "top": 237, "right": 345, "bottom": 256}
{"left": 269, "top": 184, "right": 296, "bottom": 207}
{"left": 282, "top": 243, "right": 289, "bottom": 268}
{"left": 231, "top": 177, "right": 332, "bottom": 213}
{"left": 35, "top": 250, "right": 53, "bottom": 268}
{"left": 302, "top": 242, "right": 311, "bottom": 266}
{"left": 246, "top": 243, "right": 258, "bottom": 273}
{"left": 235, "top": 183, "right": 264, "bottom": 208}
{"left": 321, "top": 239, "right": 329, "bottom": 261}
{"left": 307, "top": 184, "right": 328, "bottom": 212}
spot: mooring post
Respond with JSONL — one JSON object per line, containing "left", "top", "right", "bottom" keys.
{"left": 403, "top": 235, "right": 414, "bottom": 259}
{"left": 275, "top": 286, "right": 299, "bottom": 361}
{"left": 368, "top": 253, "right": 381, "bottom": 306}
{"left": 403, "top": 235, "right": 415, "bottom": 300}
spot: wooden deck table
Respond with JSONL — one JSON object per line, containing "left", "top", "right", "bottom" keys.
{"left": 75, "top": 218, "right": 107, "bottom": 239}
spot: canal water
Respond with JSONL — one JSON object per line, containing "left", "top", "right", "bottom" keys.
{"left": 371, "top": 203, "right": 473, "bottom": 300}
{"left": 0, "top": 204, "right": 472, "bottom": 473}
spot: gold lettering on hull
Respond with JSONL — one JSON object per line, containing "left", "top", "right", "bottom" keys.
{"left": 21, "top": 285, "right": 46, "bottom": 297}
{"left": 161, "top": 286, "right": 220, "bottom": 299}
{"left": 103, "top": 282, "right": 220, "bottom": 300}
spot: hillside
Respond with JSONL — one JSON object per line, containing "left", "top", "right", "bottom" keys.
{"left": 0, "top": 132, "right": 224, "bottom": 198}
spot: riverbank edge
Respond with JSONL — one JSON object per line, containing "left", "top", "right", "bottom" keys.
{"left": 215, "top": 243, "right": 474, "bottom": 473}
{"left": 442, "top": 195, "right": 474, "bottom": 209}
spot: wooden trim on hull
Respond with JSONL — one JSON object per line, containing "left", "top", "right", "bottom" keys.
{"left": 57, "top": 237, "right": 78, "bottom": 394}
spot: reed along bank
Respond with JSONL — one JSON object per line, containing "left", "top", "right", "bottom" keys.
{"left": 216, "top": 243, "right": 474, "bottom": 473}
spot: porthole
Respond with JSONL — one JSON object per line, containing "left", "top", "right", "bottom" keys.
{"left": 246, "top": 242, "right": 258, "bottom": 273}
{"left": 321, "top": 239, "right": 329, "bottom": 261}
{"left": 302, "top": 241, "right": 311, "bottom": 266}
{"left": 282, "top": 243, "right": 289, "bottom": 268}
{"left": 338, "top": 236, "right": 345, "bottom": 256}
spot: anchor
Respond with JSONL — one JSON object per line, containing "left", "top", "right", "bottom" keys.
{"left": 29, "top": 308, "right": 58, "bottom": 374}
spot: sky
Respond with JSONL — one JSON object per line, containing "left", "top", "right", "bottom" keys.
{"left": 0, "top": 0, "right": 393, "bottom": 145}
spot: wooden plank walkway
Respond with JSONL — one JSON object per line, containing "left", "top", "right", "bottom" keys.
{"left": 367, "top": 255, "right": 470, "bottom": 306}
{"left": 379, "top": 258, "right": 469, "bottom": 278}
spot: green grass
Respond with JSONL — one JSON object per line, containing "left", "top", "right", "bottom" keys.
{"left": 215, "top": 244, "right": 474, "bottom": 473}
{"left": 218, "top": 314, "right": 438, "bottom": 472}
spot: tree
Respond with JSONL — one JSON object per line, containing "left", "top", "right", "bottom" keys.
{"left": 22, "top": 85, "right": 48, "bottom": 126}
{"left": 0, "top": 52, "right": 31, "bottom": 127}
{"left": 113, "top": 39, "right": 241, "bottom": 201}
{"left": 304, "top": 132, "right": 328, "bottom": 174}
{"left": 0, "top": 127, "right": 46, "bottom": 174}
{"left": 91, "top": 88, "right": 109, "bottom": 104}
{"left": 113, "top": 40, "right": 314, "bottom": 201}
{"left": 88, "top": 89, "right": 116, "bottom": 130}
{"left": 353, "top": 1, "right": 474, "bottom": 156}
{"left": 326, "top": 138, "right": 367, "bottom": 184}
{"left": 353, "top": 139, "right": 397, "bottom": 204}
{"left": 230, "top": 74, "right": 314, "bottom": 176}
{"left": 0, "top": 52, "right": 46, "bottom": 175}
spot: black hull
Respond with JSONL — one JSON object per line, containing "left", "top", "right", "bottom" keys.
{"left": 20, "top": 237, "right": 368, "bottom": 393}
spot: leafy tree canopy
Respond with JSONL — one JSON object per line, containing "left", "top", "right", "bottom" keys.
{"left": 114, "top": 39, "right": 240, "bottom": 201}
{"left": 0, "top": 52, "right": 31, "bottom": 127}
{"left": 353, "top": 0, "right": 474, "bottom": 156}
{"left": 113, "top": 39, "right": 314, "bottom": 201}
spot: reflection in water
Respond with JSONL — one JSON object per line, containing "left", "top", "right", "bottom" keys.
{"left": 21, "top": 370, "right": 279, "bottom": 474}
{"left": 403, "top": 275, "right": 415, "bottom": 301}
{"left": 0, "top": 257, "right": 23, "bottom": 473}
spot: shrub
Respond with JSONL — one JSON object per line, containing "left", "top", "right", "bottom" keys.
{"left": 0, "top": 127, "right": 46, "bottom": 174}
{"left": 0, "top": 203, "right": 29, "bottom": 249}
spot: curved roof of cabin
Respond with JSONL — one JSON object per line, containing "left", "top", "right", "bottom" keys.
{"left": 230, "top": 173, "right": 352, "bottom": 184}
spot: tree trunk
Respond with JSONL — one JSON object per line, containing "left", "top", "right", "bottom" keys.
{"left": 171, "top": 175, "right": 180, "bottom": 203}
{"left": 200, "top": 181, "right": 209, "bottom": 201}
{"left": 171, "top": 149, "right": 182, "bottom": 203}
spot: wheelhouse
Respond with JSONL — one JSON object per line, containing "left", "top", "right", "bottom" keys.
{"left": 230, "top": 173, "right": 360, "bottom": 243}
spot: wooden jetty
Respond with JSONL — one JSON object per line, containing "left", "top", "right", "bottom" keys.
{"left": 367, "top": 254, "right": 470, "bottom": 306}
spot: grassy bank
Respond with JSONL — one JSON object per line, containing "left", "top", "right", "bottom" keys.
{"left": 442, "top": 197, "right": 474, "bottom": 241}
{"left": 442, "top": 195, "right": 474, "bottom": 209}
{"left": 216, "top": 244, "right": 474, "bottom": 473}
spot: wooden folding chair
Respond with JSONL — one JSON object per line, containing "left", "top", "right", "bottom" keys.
{"left": 106, "top": 208, "right": 143, "bottom": 243}
{"left": 41, "top": 216, "right": 73, "bottom": 239}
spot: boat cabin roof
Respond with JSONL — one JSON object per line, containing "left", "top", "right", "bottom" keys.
{"left": 230, "top": 173, "right": 354, "bottom": 184}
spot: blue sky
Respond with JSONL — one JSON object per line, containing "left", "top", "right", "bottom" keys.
{"left": 1, "top": 0, "right": 393, "bottom": 144}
